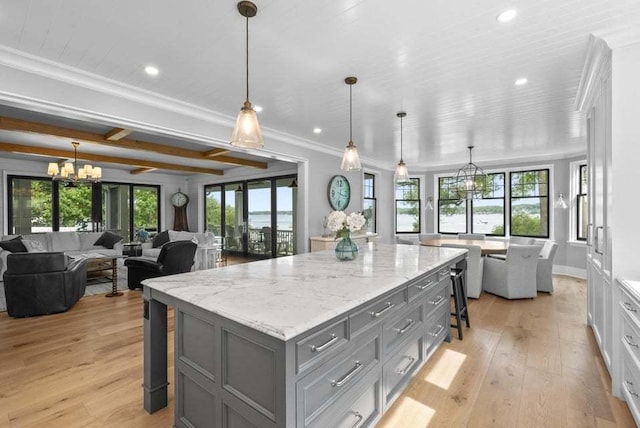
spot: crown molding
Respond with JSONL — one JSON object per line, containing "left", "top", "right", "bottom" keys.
{"left": 574, "top": 35, "right": 612, "bottom": 113}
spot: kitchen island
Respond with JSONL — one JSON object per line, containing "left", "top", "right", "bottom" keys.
{"left": 143, "top": 243, "right": 466, "bottom": 428}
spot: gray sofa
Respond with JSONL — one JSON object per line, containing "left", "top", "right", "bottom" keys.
{"left": 0, "top": 231, "right": 123, "bottom": 278}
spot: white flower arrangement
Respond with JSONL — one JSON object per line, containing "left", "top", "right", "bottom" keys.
{"left": 326, "top": 210, "right": 366, "bottom": 240}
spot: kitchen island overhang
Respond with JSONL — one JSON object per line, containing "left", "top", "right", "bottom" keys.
{"left": 143, "top": 243, "right": 467, "bottom": 427}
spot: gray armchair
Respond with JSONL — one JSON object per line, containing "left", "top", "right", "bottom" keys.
{"left": 536, "top": 240, "right": 558, "bottom": 293}
{"left": 441, "top": 243, "right": 484, "bottom": 299}
{"left": 3, "top": 252, "right": 87, "bottom": 317}
{"left": 482, "top": 244, "right": 540, "bottom": 299}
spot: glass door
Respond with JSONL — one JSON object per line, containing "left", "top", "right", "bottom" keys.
{"left": 224, "top": 183, "right": 244, "bottom": 254}
{"left": 102, "top": 183, "right": 130, "bottom": 240}
{"left": 247, "top": 180, "right": 272, "bottom": 258}
{"left": 276, "top": 178, "right": 296, "bottom": 255}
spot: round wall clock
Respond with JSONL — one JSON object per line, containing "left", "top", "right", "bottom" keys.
{"left": 327, "top": 175, "right": 351, "bottom": 210}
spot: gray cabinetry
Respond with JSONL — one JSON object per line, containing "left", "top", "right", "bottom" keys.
{"left": 619, "top": 279, "right": 640, "bottom": 426}
{"left": 143, "top": 244, "right": 465, "bottom": 427}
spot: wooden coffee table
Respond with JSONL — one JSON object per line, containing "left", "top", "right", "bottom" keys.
{"left": 85, "top": 255, "right": 126, "bottom": 297}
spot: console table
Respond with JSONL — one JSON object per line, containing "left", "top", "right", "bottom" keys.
{"left": 142, "top": 243, "right": 465, "bottom": 427}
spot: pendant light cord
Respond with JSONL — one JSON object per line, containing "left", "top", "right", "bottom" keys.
{"left": 400, "top": 115, "right": 404, "bottom": 161}
{"left": 349, "top": 84, "right": 353, "bottom": 142}
{"left": 245, "top": 15, "right": 250, "bottom": 102}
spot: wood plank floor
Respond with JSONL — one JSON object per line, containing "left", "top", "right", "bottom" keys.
{"left": 0, "top": 275, "right": 634, "bottom": 427}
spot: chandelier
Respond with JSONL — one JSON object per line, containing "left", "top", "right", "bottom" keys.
{"left": 47, "top": 142, "right": 102, "bottom": 186}
{"left": 456, "top": 145, "right": 487, "bottom": 199}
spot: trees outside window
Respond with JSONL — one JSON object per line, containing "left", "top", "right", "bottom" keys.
{"left": 363, "top": 173, "right": 376, "bottom": 233}
{"left": 438, "top": 177, "right": 466, "bottom": 234}
{"left": 395, "top": 178, "right": 420, "bottom": 233}
{"left": 577, "top": 164, "right": 588, "bottom": 241}
{"left": 509, "top": 169, "right": 549, "bottom": 238}
{"left": 472, "top": 173, "right": 505, "bottom": 236}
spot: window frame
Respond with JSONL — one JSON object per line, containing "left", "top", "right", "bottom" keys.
{"left": 363, "top": 172, "right": 377, "bottom": 233}
{"left": 576, "top": 164, "right": 588, "bottom": 241}
{"left": 395, "top": 177, "right": 421, "bottom": 234}
{"left": 470, "top": 172, "right": 506, "bottom": 237}
{"left": 437, "top": 176, "right": 468, "bottom": 235}
{"left": 508, "top": 168, "right": 550, "bottom": 239}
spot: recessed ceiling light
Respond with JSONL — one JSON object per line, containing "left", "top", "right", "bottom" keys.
{"left": 497, "top": 9, "right": 517, "bottom": 23}
{"left": 515, "top": 77, "right": 528, "bottom": 86}
{"left": 144, "top": 65, "right": 159, "bottom": 76}
{"left": 254, "top": 105, "right": 263, "bottom": 113}
{"left": 313, "top": 128, "right": 322, "bottom": 134}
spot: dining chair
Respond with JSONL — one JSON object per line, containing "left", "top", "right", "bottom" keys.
{"left": 509, "top": 236, "right": 536, "bottom": 245}
{"left": 441, "top": 243, "right": 484, "bottom": 299}
{"left": 536, "top": 240, "right": 558, "bottom": 293}
{"left": 458, "top": 233, "right": 486, "bottom": 240}
{"left": 482, "top": 244, "right": 540, "bottom": 299}
{"left": 396, "top": 237, "right": 416, "bottom": 245}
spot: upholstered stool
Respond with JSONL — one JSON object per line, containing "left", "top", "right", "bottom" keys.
{"left": 450, "top": 267, "right": 470, "bottom": 340}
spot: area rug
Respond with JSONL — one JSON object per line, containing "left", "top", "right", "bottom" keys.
{"left": 0, "top": 265, "right": 128, "bottom": 313}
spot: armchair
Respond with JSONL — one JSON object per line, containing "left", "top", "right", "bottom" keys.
{"left": 536, "top": 240, "right": 558, "bottom": 293}
{"left": 125, "top": 240, "right": 197, "bottom": 290}
{"left": 3, "top": 252, "right": 87, "bottom": 317}
{"left": 482, "top": 244, "right": 541, "bottom": 299}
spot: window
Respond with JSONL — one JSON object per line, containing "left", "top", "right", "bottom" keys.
{"left": 363, "top": 173, "right": 376, "bottom": 233}
{"left": 8, "top": 176, "right": 160, "bottom": 241}
{"left": 577, "top": 164, "right": 588, "bottom": 241}
{"left": 438, "top": 176, "right": 467, "bottom": 234}
{"left": 395, "top": 178, "right": 420, "bottom": 233}
{"left": 509, "top": 169, "right": 549, "bottom": 238}
{"left": 471, "top": 173, "right": 505, "bottom": 236}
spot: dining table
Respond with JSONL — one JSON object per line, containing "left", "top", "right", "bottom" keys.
{"left": 420, "top": 238, "right": 509, "bottom": 256}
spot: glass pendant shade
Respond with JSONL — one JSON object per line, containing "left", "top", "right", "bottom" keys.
{"left": 395, "top": 160, "right": 409, "bottom": 183}
{"left": 231, "top": 100, "right": 264, "bottom": 149}
{"left": 425, "top": 197, "right": 434, "bottom": 211}
{"left": 554, "top": 193, "right": 568, "bottom": 209}
{"left": 341, "top": 141, "right": 361, "bottom": 171}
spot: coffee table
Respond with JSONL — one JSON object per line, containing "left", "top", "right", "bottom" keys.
{"left": 85, "top": 255, "right": 127, "bottom": 297}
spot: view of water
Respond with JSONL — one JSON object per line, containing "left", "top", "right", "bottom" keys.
{"left": 398, "top": 212, "right": 509, "bottom": 234}
{"left": 248, "top": 213, "right": 293, "bottom": 230}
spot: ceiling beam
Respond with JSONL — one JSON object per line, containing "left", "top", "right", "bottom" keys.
{"left": 0, "top": 142, "right": 224, "bottom": 175}
{"left": 0, "top": 116, "right": 268, "bottom": 169}
{"left": 203, "top": 148, "right": 230, "bottom": 157}
{"left": 130, "top": 167, "right": 157, "bottom": 175}
{"left": 104, "top": 127, "right": 134, "bottom": 141}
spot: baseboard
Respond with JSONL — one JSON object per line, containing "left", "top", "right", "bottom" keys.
{"left": 553, "top": 265, "right": 587, "bottom": 280}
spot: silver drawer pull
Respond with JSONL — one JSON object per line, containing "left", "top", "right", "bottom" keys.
{"left": 330, "top": 361, "right": 364, "bottom": 387}
{"left": 429, "top": 296, "right": 446, "bottom": 306}
{"left": 395, "top": 356, "right": 416, "bottom": 375}
{"left": 624, "top": 302, "right": 637, "bottom": 312}
{"left": 417, "top": 280, "right": 434, "bottom": 290}
{"left": 394, "top": 319, "right": 416, "bottom": 335}
{"left": 311, "top": 334, "right": 339, "bottom": 352}
{"left": 350, "top": 412, "right": 363, "bottom": 428}
{"left": 625, "top": 335, "right": 639, "bottom": 348}
{"left": 429, "top": 324, "right": 445, "bottom": 337}
{"left": 439, "top": 270, "right": 449, "bottom": 277}
{"left": 625, "top": 380, "right": 640, "bottom": 397}
{"left": 370, "top": 302, "right": 395, "bottom": 318}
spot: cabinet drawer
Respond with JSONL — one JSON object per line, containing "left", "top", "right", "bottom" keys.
{"left": 382, "top": 305, "right": 422, "bottom": 355}
{"left": 622, "top": 288, "right": 640, "bottom": 326}
{"left": 298, "top": 334, "right": 380, "bottom": 425}
{"left": 425, "top": 306, "right": 449, "bottom": 357}
{"left": 350, "top": 288, "right": 407, "bottom": 337}
{"left": 623, "top": 353, "right": 640, "bottom": 425}
{"left": 423, "top": 279, "right": 449, "bottom": 318}
{"left": 407, "top": 270, "right": 439, "bottom": 302}
{"left": 308, "top": 371, "right": 381, "bottom": 428}
{"left": 383, "top": 335, "right": 423, "bottom": 405}
{"left": 296, "top": 318, "right": 349, "bottom": 373}
{"left": 623, "top": 313, "right": 640, "bottom": 363}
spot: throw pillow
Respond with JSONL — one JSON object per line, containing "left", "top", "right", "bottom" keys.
{"left": 21, "top": 239, "right": 47, "bottom": 252}
{"left": 152, "top": 230, "right": 170, "bottom": 248}
{"left": 0, "top": 236, "right": 27, "bottom": 253}
{"left": 94, "top": 231, "right": 123, "bottom": 249}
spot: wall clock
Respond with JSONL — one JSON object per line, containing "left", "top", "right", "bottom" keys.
{"left": 171, "top": 190, "right": 190, "bottom": 231}
{"left": 327, "top": 175, "right": 351, "bottom": 210}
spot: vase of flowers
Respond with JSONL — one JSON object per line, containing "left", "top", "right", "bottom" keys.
{"left": 326, "top": 210, "right": 366, "bottom": 261}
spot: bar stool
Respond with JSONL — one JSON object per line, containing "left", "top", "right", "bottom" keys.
{"left": 450, "top": 266, "right": 470, "bottom": 340}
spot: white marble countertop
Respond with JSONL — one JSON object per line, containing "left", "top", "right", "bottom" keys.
{"left": 143, "top": 243, "right": 466, "bottom": 341}
{"left": 619, "top": 278, "right": 640, "bottom": 301}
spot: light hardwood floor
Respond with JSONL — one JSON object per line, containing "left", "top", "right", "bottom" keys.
{"left": 0, "top": 275, "right": 634, "bottom": 427}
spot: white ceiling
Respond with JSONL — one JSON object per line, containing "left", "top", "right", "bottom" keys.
{"left": 0, "top": 0, "right": 639, "bottom": 172}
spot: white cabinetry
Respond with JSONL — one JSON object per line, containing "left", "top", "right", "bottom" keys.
{"left": 618, "top": 279, "right": 640, "bottom": 426}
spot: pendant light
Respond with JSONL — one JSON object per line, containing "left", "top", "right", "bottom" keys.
{"left": 456, "top": 145, "right": 487, "bottom": 199}
{"left": 394, "top": 112, "right": 410, "bottom": 183}
{"left": 230, "top": 1, "right": 264, "bottom": 149}
{"left": 340, "top": 76, "right": 362, "bottom": 171}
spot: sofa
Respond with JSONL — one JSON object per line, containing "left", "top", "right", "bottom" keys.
{"left": 0, "top": 231, "right": 124, "bottom": 278}
{"left": 140, "top": 229, "right": 208, "bottom": 259}
{"left": 3, "top": 252, "right": 87, "bottom": 317}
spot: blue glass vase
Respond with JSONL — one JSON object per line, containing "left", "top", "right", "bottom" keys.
{"left": 335, "top": 235, "right": 359, "bottom": 261}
